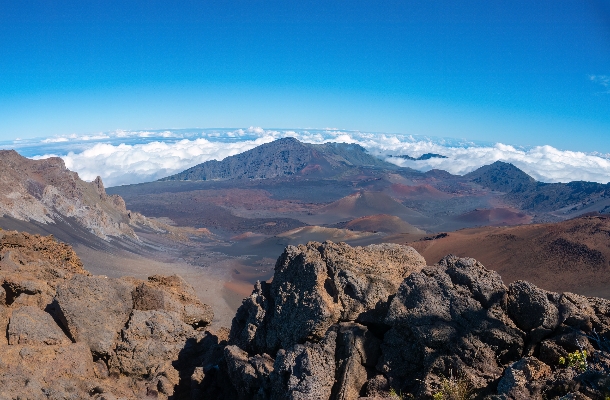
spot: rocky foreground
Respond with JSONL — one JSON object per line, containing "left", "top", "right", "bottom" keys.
{"left": 1, "top": 231, "right": 610, "bottom": 399}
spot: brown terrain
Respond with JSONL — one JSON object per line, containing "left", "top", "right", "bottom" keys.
{"left": 3, "top": 230, "right": 610, "bottom": 399}
{"left": 407, "top": 215, "right": 610, "bottom": 298}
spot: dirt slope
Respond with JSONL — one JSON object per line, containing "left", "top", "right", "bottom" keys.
{"left": 408, "top": 215, "right": 610, "bottom": 297}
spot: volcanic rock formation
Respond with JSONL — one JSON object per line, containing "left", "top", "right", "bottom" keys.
{"left": 198, "top": 242, "right": 610, "bottom": 400}
{"left": 2, "top": 228, "right": 610, "bottom": 399}
{"left": 0, "top": 150, "right": 157, "bottom": 240}
{"left": 0, "top": 229, "right": 215, "bottom": 399}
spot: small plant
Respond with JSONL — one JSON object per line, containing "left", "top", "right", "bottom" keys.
{"left": 559, "top": 349, "right": 588, "bottom": 372}
{"left": 432, "top": 370, "right": 472, "bottom": 400}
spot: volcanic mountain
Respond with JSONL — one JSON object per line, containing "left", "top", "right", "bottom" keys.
{"left": 159, "top": 137, "right": 400, "bottom": 181}
{"left": 466, "top": 160, "right": 610, "bottom": 216}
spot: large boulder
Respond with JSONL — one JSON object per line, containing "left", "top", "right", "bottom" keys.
{"left": 55, "top": 274, "right": 134, "bottom": 357}
{"left": 381, "top": 255, "right": 524, "bottom": 396}
{"left": 269, "top": 328, "right": 338, "bottom": 400}
{"left": 7, "top": 305, "right": 71, "bottom": 345}
{"left": 108, "top": 309, "right": 200, "bottom": 397}
{"left": 0, "top": 342, "right": 96, "bottom": 399}
{"left": 229, "top": 241, "right": 426, "bottom": 354}
{"left": 132, "top": 274, "right": 213, "bottom": 328}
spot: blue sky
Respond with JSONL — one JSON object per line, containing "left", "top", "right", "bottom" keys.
{"left": 1, "top": 1, "right": 609, "bottom": 152}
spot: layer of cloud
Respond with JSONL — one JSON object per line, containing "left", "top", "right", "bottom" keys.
{"left": 26, "top": 128, "right": 610, "bottom": 187}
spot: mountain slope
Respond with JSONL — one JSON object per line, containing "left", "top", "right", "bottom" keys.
{"left": 466, "top": 160, "right": 610, "bottom": 214}
{"left": 465, "top": 160, "right": 537, "bottom": 193}
{"left": 159, "top": 137, "right": 398, "bottom": 181}
{"left": 0, "top": 150, "right": 152, "bottom": 240}
{"left": 408, "top": 215, "right": 610, "bottom": 297}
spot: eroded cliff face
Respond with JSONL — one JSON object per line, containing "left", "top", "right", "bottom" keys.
{"left": 0, "top": 150, "right": 157, "bottom": 240}
{"left": 0, "top": 230, "right": 216, "bottom": 399}
{"left": 201, "top": 242, "right": 610, "bottom": 400}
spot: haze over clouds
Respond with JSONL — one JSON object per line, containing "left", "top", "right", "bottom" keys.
{"left": 2, "top": 128, "right": 607, "bottom": 187}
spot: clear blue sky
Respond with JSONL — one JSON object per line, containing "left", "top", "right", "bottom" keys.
{"left": 1, "top": 1, "right": 609, "bottom": 152}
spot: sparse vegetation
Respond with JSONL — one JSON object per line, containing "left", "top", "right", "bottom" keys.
{"left": 559, "top": 349, "right": 588, "bottom": 372}
{"left": 432, "top": 371, "right": 472, "bottom": 400}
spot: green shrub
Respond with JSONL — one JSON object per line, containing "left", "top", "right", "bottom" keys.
{"left": 559, "top": 349, "right": 588, "bottom": 372}
{"left": 432, "top": 371, "right": 472, "bottom": 400}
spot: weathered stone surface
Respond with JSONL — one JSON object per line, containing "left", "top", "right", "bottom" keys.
{"left": 332, "top": 322, "right": 381, "bottom": 400}
{"left": 497, "top": 357, "right": 552, "bottom": 398}
{"left": 55, "top": 274, "right": 134, "bottom": 356}
{"left": 132, "top": 274, "right": 213, "bottom": 328}
{"left": 230, "top": 241, "right": 425, "bottom": 354}
{"left": 225, "top": 345, "right": 274, "bottom": 399}
{"left": 269, "top": 329, "right": 338, "bottom": 400}
{"left": 508, "top": 280, "right": 560, "bottom": 331}
{"left": 0, "top": 342, "right": 96, "bottom": 399}
{"left": 7, "top": 305, "right": 71, "bottom": 345}
{"left": 109, "top": 309, "right": 194, "bottom": 383}
{"left": 0, "top": 230, "right": 217, "bottom": 400}
{"left": 381, "top": 255, "right": 524, "bottom": 397}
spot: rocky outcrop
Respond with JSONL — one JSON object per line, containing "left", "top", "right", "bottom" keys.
{"left": 229, "top": 241, "right": 426, "bottom": 355}
{"left": 55, "top": 274, "right": 135, "bottom": 356}
{"left": 3, "top": 229, "right": 610, "bottom": 399}
{"left": 0, "top": 150, "right": 163, "bottom": 240}
{"left": 205, "top": 242, "right": 610, "bottom": 400}
{"left": 132, "top": 274, "right": 214, "bottom": 328}
{"left": 0, "top": 230, "right": 215, "bottom": 399}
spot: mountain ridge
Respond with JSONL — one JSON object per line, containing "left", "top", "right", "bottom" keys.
{"left": 159, "top": 137, "right": 401, "bottom": 181}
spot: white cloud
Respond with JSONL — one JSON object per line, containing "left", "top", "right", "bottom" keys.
{"left": 36, "top": 135, "right": 277, "bottom": 186}
{"left": 41, "top": 137, "right": 69, "bottom": 143}
{"left": 28, "top": 128, "right": 610, "bottom": 186}
{"left": 590, "top": 74, "right": 610, "bottom": 87}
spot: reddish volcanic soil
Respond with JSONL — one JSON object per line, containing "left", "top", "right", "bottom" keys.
{"left": 408, "top": 215, "right": 610, "bottom": 298}
{"left": 342, "top": 214, "right": 424, "bottom": 234}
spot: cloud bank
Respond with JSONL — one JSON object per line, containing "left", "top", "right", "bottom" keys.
{"left": 16, "top": 127, "right": 610, "bottom": 187}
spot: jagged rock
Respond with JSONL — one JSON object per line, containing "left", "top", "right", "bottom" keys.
{"left": 0, "top": 230, "right": 217, "bottom": 399}
{"left": 269, "top": 328, "right": 338, "bottom": 400}
{"left": 229, "top": 280, "right": 273, "bottom": 355}
{"left": 132, "top": 274, "right": 213, "bottom": 328}
{"left": 7, "top": 305, "right": 71, "bottom": 345}
{"left": 55, "top": 274, "right": 134, "bottom": 356}
{"left": 108, "top": 309, "right": 195, "bottom": 386}
{"left": 224, "top": 345, "right": 274, "bottom": 399}
{"left": 507, "top": 280, "right": 560, "bottom": 332}
{"left": 230, "top": 241, "right": 425, "bottom": 354}
{"left": 381, "top": 256, "right": 524, "bottom": 397}
{"left": 332, "top": 322, "right": 381, "bottom": 400}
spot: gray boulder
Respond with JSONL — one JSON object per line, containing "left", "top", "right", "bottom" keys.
{"left": 269, "top": 328, "right": 338, "bottom": 400}
{"left": 230, "top": 241, "right": 425, "bottom": 354}
{"left": 109, "top": 309, "right": 195, "bottom": 385}
{"left": 7, "top": 305, "right": 70, "bottom": 345}
{"left": 224, "top": 345, "right": 274, "bottom": 399}
{"left": 381, "top": 255, "right": 524, "bottom": 397}
{"left": 55, "top": 274, "right": 133, "bottom": 356}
